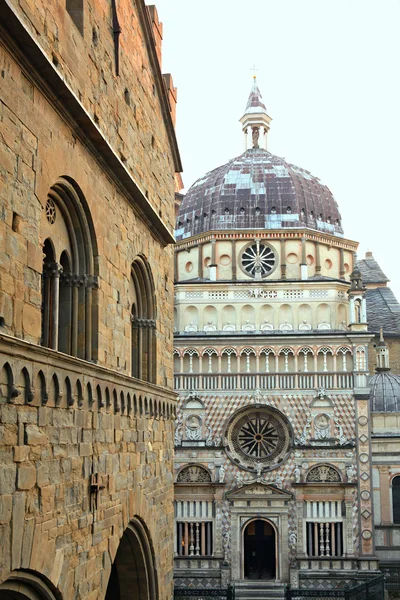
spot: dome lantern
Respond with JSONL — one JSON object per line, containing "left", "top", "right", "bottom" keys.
{"left": 239, "top": 77, "right": 272, "bottom": 151}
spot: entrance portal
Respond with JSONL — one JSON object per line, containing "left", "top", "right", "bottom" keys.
{"left": 243, "top": 519, "right": 276, "bottom": 580}
{"left": 105, "top": 518, "right": 157, "bottom": 600}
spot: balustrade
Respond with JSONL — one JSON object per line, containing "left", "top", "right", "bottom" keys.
{"left": 176, "top": 521, "right": 213, "bottom": 556}
{"left": 174, "top": 371, "right": 354, "bottom": 391}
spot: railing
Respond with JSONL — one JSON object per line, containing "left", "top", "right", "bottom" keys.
{"left": 286, "top": 575, "right": 384, "bottom": 600}
{"left": 174, "top": 372, "right": 354, "bottom": 392}
{"left": 174, "top": 587, "right": 235, "bottom": 600}
{"left": 381, "top": 562, "right": 400, "bottom": 590}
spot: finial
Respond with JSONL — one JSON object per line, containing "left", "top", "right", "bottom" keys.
{"left": 379, "top": 327, "right": 384, "bottom": 343}
{"left": 250, "top": 64, "right": 258, "bottom": 80}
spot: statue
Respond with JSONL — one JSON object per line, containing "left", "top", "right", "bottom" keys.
{"left": 275, "top": 474, "right": 283, "bottom": 488}
{"left": 252, "top": 126, "right": 260, "bottom": 148}
{"left": 256, "top": 462, "right": 263, "bottom": 480}
{"left": 334, "top": 416, "right": 348, "bottom": 446}
{"left": 205, "top": 419, "right": 214, "bottom": 446}
{"left": 219, "top": 464, "right": 226, "bottom": 483}
{"left": 235, "top": 471, "right": 244, "bottom": 486}
{"left": 254, "top": 388, "right": 262, "bottom": 404}
{"left": 294, "top": 466, "right": 301, "bottom": 484}
{"left": 174, "top": 413, "right": 183, "bottom": 446}
{"left": 346, "top": 464, "right": 357, "bottom": 482}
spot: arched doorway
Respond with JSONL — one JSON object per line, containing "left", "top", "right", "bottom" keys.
{"left": 243, "top": 519, "right": 276, "bottom": 580}
{"left": 0, "top": 570, "right": 60, "bottom": 600}
{"left": 105, "top": 518, "right": 157, "bottom": 600}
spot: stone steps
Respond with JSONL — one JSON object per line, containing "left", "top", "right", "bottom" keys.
{"left": 234, "top": 581, "right": 286, "bottom": 600}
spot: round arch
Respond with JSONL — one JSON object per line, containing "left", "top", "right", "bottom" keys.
{"left": 105, "top": 517, "right": 158, "bottom": 600}
{"left": 130, "top": 256, "right": 157, "bottom": 383}
{"left": 41, "top": 177, "right": 98, "bottom": 361}
{"left": 0, "top": 571, "right": 61, "bottom": 600}
{"left": 242, "top": 517, "right": 278, "bottom": 580}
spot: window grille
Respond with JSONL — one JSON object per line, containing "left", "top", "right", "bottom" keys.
{"left": 176, "top": 521, "right": 213, "bottom": 556}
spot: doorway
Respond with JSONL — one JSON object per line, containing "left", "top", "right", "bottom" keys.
{"left": 105, "top": 518, "right": 157, "bottom": 600}
{"left": 243, "top": 519, "right": 276, "bottom": 580}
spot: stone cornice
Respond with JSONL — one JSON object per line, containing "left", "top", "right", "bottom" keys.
{"left": 0, "top": 0, "right": 176, "bottom": 246}
{"left": 175, "top": 228, "right": 359, "bottom": 252}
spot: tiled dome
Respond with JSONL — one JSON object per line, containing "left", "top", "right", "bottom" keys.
{"left": 175, "top": 148, "right": 343, "bottom": 241}
{"left": 369, "top": 371, "right": 400, "bottom": 412}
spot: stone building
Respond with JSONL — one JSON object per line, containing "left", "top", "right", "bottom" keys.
{"left": 356, "top": 252, "right": 400, "bottom": 375}
{"left": 0, "top": 1, "right": 181, "bottom": 599}
{"left": 369, "top": 333, "right": 400, "bottom": 596}
{"left": 172, "top": 80, "right": 381, "bottom": 595}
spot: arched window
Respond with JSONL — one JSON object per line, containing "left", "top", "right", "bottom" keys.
{"left": 40, "top": 178, "right": 98, "bottom": 360}
{"left": 393, "top": 477, "right": 400, "bottom": 524}
{"left": 130, "top": 256, "right": 156, "bottom": 382}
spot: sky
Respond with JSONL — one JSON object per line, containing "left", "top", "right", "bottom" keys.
{"left": 154, "top": 0, "right": 400, "bottom": 300}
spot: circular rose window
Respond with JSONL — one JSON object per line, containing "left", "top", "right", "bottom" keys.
{"left": 224, "top": 406, "right": 292, "bottom": 471}
{"left": 240, "top": 241, "right": 277, "bottom": 278}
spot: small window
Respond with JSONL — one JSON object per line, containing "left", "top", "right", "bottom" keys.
{"left": 393, "top": 477, "right": 400, "bottom": 524}
{"left": 66, "top": 0, "right": 84, "bottom": 35}
{"left": 176, "top": 521, "right": 213, "bottom": 556}
{"left": 306, "top": 522, "right": 343, "bottom": 557}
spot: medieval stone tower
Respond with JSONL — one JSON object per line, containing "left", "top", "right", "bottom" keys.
{"left": 172, "top": 79, "right": 379, "bottom": 593}
{"left": 0, "top": 1, "right": 181, "bottom": 599}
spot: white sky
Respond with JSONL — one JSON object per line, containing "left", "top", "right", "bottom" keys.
{"left": 154, "top": 0, "right": 400, "bottom": 300}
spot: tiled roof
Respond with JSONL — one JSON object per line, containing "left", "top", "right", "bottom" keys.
{"left": 176, "top": 148, "right": 343, "bottom": 240}
{"left": 365, "top": 287, "right": 400, "bottom": 335}
{"left": 355, "top": 257, "right": 389, "bottom": 284}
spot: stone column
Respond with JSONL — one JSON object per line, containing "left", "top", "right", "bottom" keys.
{"left": 300, "top": 238, "right": 307, "bottom": 280}
{"left": 215, "top": 500, "right": 223, "bottom": 555}
{"left": 379, "top": 467, "right": 390, "bottom": 523}
{"left": 85, "top": 276, "right": 95, "bottom": 362}
{"left": 210, "top": 239, "right": 217, "bottom": 281}
{"left": 315, "top": 242, "right": 321, "bottom": 274}
{"left": 280, "top": 240, "right": 286, "bottom": 279}
{"left": 42, "top": 264, "right": 52, "bottom": 347}
{"left": 231, "top": 240, "right": 237, "bottom": 280}
{"left": 339, "top": 248, "right": 345, "bottom": 279}
{"left": 71, "top": 276, "right": 80, "bottom": 357}
{"left": 51, "top": 262, "right": 62, "bottom": 350}
{"left": 174, "top": 249, "right": 179, "bottom": 281}
{"left": 198, "top": 243, "right": 203, "bottom": 279}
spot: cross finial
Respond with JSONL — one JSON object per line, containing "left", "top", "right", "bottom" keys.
{"left": 250, "top": 64, "right": 258, "bottom": 80}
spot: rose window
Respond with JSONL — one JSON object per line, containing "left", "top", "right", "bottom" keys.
{"left": 241, "top": 241, "right": 276, "bottom": 278}
{"left": 238, "top": 416, "right": 279, "bottom": 458}
{"left": 225, "top": 406, "right": 292, "bottom": 471}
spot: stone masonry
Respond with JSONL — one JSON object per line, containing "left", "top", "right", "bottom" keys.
{"left": 0, "top": 0, "right": 181, "bottom": 598}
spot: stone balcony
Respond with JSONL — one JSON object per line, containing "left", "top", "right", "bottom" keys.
{"left": 174, "top": 372, "right": 355, "bottom": 392}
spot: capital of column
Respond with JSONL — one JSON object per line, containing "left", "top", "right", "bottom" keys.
{"left": 43, "top": 262, "right": 63, "bottom": 279}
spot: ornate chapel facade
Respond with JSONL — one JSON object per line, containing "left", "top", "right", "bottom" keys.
{"left": 172, "top": 80, "right": 384, "bottom": 594}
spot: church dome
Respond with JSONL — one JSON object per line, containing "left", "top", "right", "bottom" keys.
{"left": 176, "top": 148, "right": 343, "bottom": 240}
{"left": 369, "top": 371, "right": 400, "bottom": 412}
{"left": 176, "top": 79, "right": 343, "bottom": 241}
